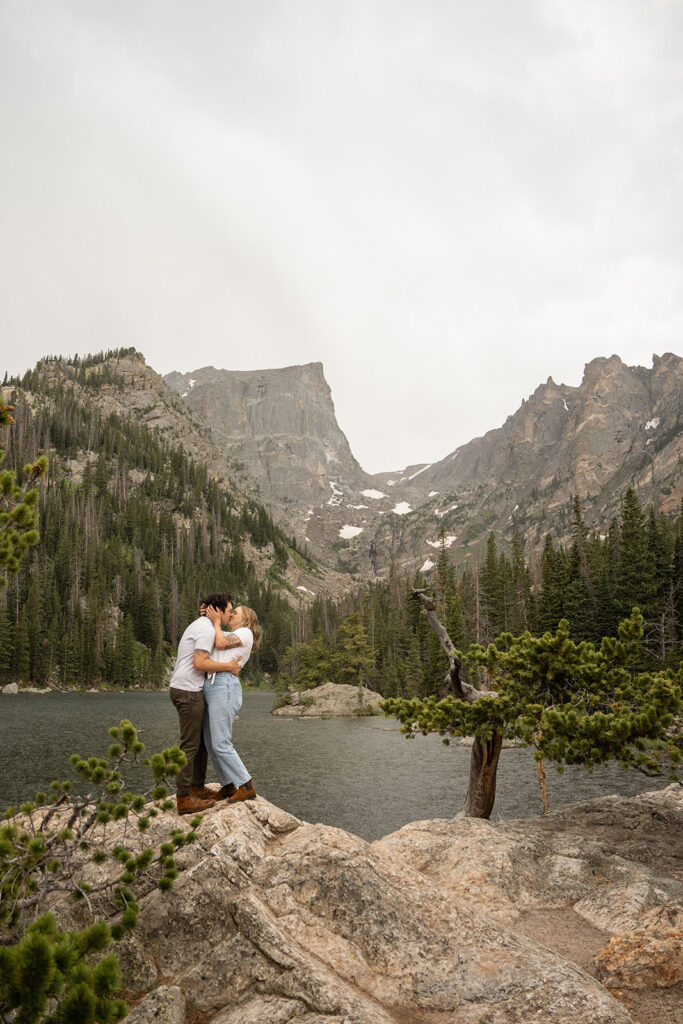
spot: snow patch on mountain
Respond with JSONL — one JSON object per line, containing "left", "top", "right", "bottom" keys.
{"left": 408, "top": 464, "right": 432, "bottom": 481}
{"left": 339, "top": 524, "right": 363, "bottom": 539}
{"left": 327, "top": 481, "right": 343, "bottom": 507}
{"left": 426, "top": 535, "right": 457, "bottom": 549}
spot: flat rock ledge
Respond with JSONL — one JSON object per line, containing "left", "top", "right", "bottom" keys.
{"left": 42, "top": 783, "right": 679, "bottom": 1024}
{"left": 272, "top": 681, "right": 384, "bottom": 717}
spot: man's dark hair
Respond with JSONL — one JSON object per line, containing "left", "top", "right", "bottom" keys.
{"left": 201, "top": 592, "right": 233, "bottom": 612}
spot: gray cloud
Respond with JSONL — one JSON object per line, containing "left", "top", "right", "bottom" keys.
{"left": 1, "top": 0, "right": 681, "bottom": 472}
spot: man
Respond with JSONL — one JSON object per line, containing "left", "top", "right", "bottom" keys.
{"left": 169, "top": 592, "right": 241, "bottom": 814}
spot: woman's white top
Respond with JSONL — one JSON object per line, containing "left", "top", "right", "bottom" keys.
{"left": 208, "top": 627, "right": 253, "bottom": 683}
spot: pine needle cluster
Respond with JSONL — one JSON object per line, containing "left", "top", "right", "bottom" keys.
{"left": 0, "top": 720, "right": 200, "bottom": 1023}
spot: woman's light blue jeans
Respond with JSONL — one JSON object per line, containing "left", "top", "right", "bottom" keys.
{"left": 202, "top": 673, "right": 250, "bottom": 788}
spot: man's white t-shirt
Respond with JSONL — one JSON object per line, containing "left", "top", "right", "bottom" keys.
{"left": 208, "top": 627, "right": 253, "bottom": 683}
{"left": 169, "top": 616, "right": 217, "bottom": 692}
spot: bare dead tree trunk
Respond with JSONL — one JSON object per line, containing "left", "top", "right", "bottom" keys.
{"left": 411, "top": 589, "right": 503, "bottom": 819}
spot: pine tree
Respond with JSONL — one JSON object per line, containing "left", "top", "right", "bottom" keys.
{"left": 0, "top": 720, "right": 191, "bottom": 1024}
{"left": 510, "top": 532, "right": 531, "bottom": 633}
{"left": 403, "top": 633, "right": 424, "bottom": 697}
{"left": 113, "top": 615, "right": 136, "bottom": 688}
{"left": 0, "top": 597, "right": 14, "bottom": 681}
{"left": 331, "top": 613, "right": 375, "bottom": 686}
{"left": 479, "top": 534, "right": 504, "bottom": 642}
{"left": 25, "top": 577, "right": 50, "bottom": 684}
{"left": 646, "top": 506, "right": 678, "bottom": 665}
{"left": 674, "top": 500, "right": 683, "bottom": 645}
{"left": 446, "top": 591, "right": 466, "bottom": 652}
{"left": 539, "top": 534, "right": 562, "bottom": 632}
{"left": 292, "top": 634, "right": 333, "bottom": 690}
{"left": 385, "top": 608, "right": 682, "bottom": 818}
{"left": 564, "top": 497, "right": 597, "bottom": 640}
{"left": 14, "top": 604, "right": 30, "bottom": 682}
{"left": 615, "top": 486, "right": 653, "bottom": 618}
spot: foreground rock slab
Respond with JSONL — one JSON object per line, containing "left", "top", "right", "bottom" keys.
{"left": 110, "top": 786, "right": 682, "bottom": 1023}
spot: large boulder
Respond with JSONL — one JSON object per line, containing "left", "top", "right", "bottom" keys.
{"left": 105, "top": 786, "right": 680, "bottom": 1022}
{"left": 272, "top": 681, "right": 384, "bottom": 717}
{"left": 595, "top": 915, "right": 682, "bottom": 991}
{"left": 1, "top": 682, "right": 18, "bottom": 695}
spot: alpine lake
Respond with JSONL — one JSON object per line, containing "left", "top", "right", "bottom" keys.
{"left": 0, "top": 690, "right": 670, "bottom": 840}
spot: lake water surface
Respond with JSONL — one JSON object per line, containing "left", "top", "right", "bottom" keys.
{"left": 0, "top": 691, "right": 669, "bottom": 840}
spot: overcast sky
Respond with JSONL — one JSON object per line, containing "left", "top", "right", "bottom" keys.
{"left": 1, "top": 1, "right": 681, "bottom": 473}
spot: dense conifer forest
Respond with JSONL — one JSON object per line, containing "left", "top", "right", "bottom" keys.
{"left": 1, "top": 352, "right": 680, "bottom": 697}
{"left": 281, "top": 489, "right": 683, "bottom": 697}
{"left": 0, "top": 354, "right": 299, "bottom": 687}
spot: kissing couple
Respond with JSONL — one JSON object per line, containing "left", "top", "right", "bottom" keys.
{"left": 169, "top": 592, "right": 261, "bottom": 814}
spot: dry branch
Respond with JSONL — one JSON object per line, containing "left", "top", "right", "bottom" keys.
{"left": 410, "top": 589, "right": 497, "bottom": 702}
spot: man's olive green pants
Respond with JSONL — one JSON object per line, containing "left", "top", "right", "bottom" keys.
{"left": 170, "top": 687, "right": 208, "bottom": 797}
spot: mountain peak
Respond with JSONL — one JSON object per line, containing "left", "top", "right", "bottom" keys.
{"left": 581, "top": 354, "right": 627, "bottom": 384}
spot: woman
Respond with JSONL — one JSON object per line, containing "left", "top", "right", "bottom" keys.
{"left": 203, "top": 604, "right": 261, "bottom": 802}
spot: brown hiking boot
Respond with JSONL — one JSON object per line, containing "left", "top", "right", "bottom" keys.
{"left": 227, "top": 781, "right": 256, "bottom": 803}
{"left": 177, "top": 793, "right": 215, "bottom": 815}
{"left": 213, "top": 784, "right": 236, "bottom": 801}
{"left": 191, "top": 785, "right": 219, "bottom": 800}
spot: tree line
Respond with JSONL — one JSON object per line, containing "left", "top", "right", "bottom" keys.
{"left": 281, "top": 487, "right": 682, "bottom": 697}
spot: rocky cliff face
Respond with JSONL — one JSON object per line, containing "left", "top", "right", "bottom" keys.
{"left": 49, "top": 785, "right": 682, "bottom": 1024}
{"left": 359, "top": 351, "right": 682, "bottom": 575}
{"left": 394, "top": 351, "right": 680, "bottom": 516}
{"left": 25, "top": 349, "right": 681, "bottom": 583}
{"left": 165, "top": 353, "right": 682, "bottom": 578}
{"left": 164, "top": 363, "right": 372, "bottom": 507}
{"left": 164, "top": 362, "right": 386, "bottom": 573}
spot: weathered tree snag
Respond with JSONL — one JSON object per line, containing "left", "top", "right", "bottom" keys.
{"left": 411, "top": 590, "right": 496, "bottom": 703}
{"left": 411, "top": 588, "right": 503, "bottom": 819}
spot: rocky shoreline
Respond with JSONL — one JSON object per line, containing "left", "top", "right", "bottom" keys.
{"left": 0, "top": 683, "right": 273, "bottom": 695}
{"left": 34, "top": 784, "right": 682, "bottom": 1024}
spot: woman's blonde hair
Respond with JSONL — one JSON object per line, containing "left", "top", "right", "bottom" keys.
{"left": 237, "top": 606, "right": 261, "bottom": 651}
